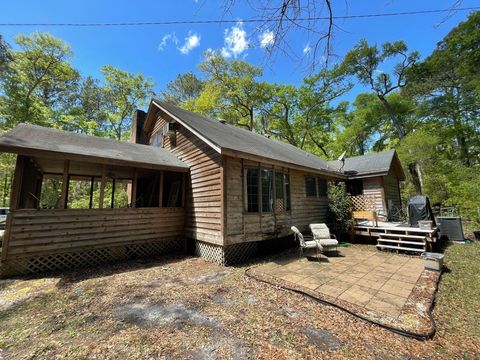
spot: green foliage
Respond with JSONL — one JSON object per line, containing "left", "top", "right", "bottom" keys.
{"left": 161, "top": 72, "right": 204, "bottom": 105}
{"left": 100, "top": 65, "right": 155, "bottom": 140}
{"left": 327, "top": 182, "right": 353, "bottom": 237}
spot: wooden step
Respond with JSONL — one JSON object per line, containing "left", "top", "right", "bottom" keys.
{"left": 377, "top": 238, "right": 426, "bottom": 246}
{"left": 377, "top": 233, "right": 426, "bottom": 240}
{"left": 376, "top": 244, "right": 425, "bottom": 252}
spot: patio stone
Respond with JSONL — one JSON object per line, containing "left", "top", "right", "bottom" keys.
{"left": 251, "top": 247, "right": 425, "bottom": 321}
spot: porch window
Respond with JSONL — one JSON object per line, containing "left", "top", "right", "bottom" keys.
{"left": 285, "top": 173, "right": 291, "bottom": 211}
{"left": 162, "top": 171, "right": 183, "bottom": 207}
{"left": 346, "top": 179, "right": 363, "bottom": 196}
{"left": 246, "top": 168, "right": 259, "bottom": 212}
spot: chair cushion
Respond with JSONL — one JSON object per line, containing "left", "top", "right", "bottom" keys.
{"left": 318, "top": 239, "right": 338, "bottom": 247}
{"left": 304, "top": 241, "right": 322, "bottom": 250}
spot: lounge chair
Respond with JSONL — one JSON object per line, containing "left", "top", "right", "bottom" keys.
{"left": 309, "top": 223, "right": 339, "bottom": 253}
{"left": 291, "top": 226, "right": 323, "bottom": 260}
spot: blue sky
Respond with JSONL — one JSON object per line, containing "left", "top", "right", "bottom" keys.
{"left": 1, "top": 1, "right": 478, "bottom": 104}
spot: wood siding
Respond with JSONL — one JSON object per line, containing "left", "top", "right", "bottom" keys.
{"left": 224, "top": 156, "right": 329, "bottom": 245}
{"left": 362, "top": 177, "right": 385, "bottom": 212}
{"left": 2, "top": 207, "right": 184, "bottom": 260}
{"left": 383, "top": 171, "right": 401, "bottom": 209}
{"left": 147, "top": 111, "right": 223, "bottom": 245}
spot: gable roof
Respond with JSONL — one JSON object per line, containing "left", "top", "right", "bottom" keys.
{"left": 0, "top": 124, "right": 189, "bottom": 172}
{"left": 328, "top": 150, "right": 405, "bottom": 180}
{"left": 150, "top": 99, "right": 342, "bottom": 177}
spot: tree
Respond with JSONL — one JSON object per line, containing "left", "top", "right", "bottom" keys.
{"left": 405, "top": 11, "right": 480, "bottom": 166}
{"left": 100, "top": 65, "right": 155, "bottom": 140}
{"left": 327, "top": 182, "right": 352, "bottom": 238}
{"left": 161, "top": 72, "right": 204, "bottom": 106}
{"left": 0, "top": 32, "right": 79, "bottom": 129}
{"left": 342, "top": 39, "right": 419, "bottom": 140}
{"left": 0, "top": 34, "right": 12, "bottom": 75}
{"left": 60, "top": 76, "right": 107, "bottom": 135}
{"left": 197, "top": 51, "right": 265, "bottom": 130}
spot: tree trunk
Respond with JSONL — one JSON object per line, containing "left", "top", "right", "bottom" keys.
{"left": 408, "top": 162, "right": 422, "bottom": 195}
{"left": 377, "top": 95, "right": 405, "bottom": 139}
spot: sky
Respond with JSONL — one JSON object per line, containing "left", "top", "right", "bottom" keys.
{"left": 1, "top": 0, "right": 479, "bottom": 104}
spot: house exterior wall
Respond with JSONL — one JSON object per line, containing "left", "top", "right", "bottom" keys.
{"left": 146, "top": 110, "right": 223, "bottom": 245}
{"left": 383, "top": 170, "right": 402, "bottom": 209}
{"left": 362, "top": 176, "right": 385, "bottom": 212}
{"left": 224, "top": 156, "right": 329, "bottom": 245}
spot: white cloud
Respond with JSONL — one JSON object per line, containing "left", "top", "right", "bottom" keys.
{"left": 259, "top": 30, "right": 275, "bottom": 48}
{"left": 303, "top": 44, "right": 311, "bottom": 55}
{"left": 158, "top": 33, "right": 178, "bottom": 51}
{"left": 178, "top": 32, "right": 201, "bottom": 55}
{"left": 221, "top": 22, "right": 248, "bottom": 58}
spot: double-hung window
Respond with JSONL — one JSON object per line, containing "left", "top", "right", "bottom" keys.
{"left": 245, "top": 168, "right": 291, "bottom": 213}
{"left": 305, "top": 176, "right": 328, "bottom": 198}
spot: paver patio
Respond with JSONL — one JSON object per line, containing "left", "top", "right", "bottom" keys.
{"left": 252, "top": 247, "right": 426, "bottom": 319}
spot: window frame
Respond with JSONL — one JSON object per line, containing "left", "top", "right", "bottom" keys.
{"left": 244, "top": 167, "right": 291, "bottom": 214}
{"left": 305, "top": 175, "right": 329, "bottom": 198}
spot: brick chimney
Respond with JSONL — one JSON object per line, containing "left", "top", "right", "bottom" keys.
{"left": 131, "top": 109, "right": 147, "bottom": 144}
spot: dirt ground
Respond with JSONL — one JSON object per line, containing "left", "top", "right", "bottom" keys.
{"left": 0, "top": 244, "right": 479, "bottom": 359}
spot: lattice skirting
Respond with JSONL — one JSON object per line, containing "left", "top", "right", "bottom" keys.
{"left": 195, "top": 241, "right": 258, "bottom": 265}
{"left": 0, "top": 238, "right": 183, "bottom": 277}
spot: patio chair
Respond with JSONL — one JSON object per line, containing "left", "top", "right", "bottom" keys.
{"left": 309, "top": 223, "right": 339, "bottom": 253}
{"left": 291, "top": 226, "right": 322, "bottom": 260}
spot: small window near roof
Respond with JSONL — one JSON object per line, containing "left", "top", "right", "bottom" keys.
{"left": 151, "top": 131, "right": 163, "bottom": 147}
{"left": 305, "top": 176, "right": 317, "bottom": 197}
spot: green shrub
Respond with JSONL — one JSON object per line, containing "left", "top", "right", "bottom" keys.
{"left": 327, "top": 182, "right": 353, "bottom": 237}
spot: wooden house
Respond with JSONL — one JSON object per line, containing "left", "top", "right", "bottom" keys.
{"left": 0, "top": 99, "right": 406, "bottom": 275}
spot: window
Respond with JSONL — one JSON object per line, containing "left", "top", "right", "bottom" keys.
{"left": 284, "top": 173, "right": 291, "bottom": 211}
{"left": 346, "top": 179, "right": 363, "bottom": 196}
{"left": 246, "top": 168, "right": 291, "bottom": 213}
{"left": 246, "top": 168, "right": 259, "bottom": 212}
{"left": 305, "top": 176, "right": 317, "bottom": 197}
{"left": 151, "top": 131, "right": 163, "bottom": 147}
{"left": 318, "top": 178, "right": 328, "bottom": 197}
{"left": 261, "top": 169, "right": 273, "bottom": 212}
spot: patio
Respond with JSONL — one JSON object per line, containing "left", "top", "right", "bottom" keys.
{"left": 247, "top": 246, "right": 440, "bottom": 334}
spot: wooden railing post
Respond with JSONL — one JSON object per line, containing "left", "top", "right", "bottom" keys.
{"left": 131, "top": 168, "right": 138, "bottom": 208}
{"left": 158, "top": 170, "right": 164, "bottom": 207}
{"left": 99, "top": 165, "right": 106, "bottom": 209}
{"left": 59, "top": 160, "right": 70, "bottom": 209}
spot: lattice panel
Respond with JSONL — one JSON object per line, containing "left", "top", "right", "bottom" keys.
{"left": 0, "top": 239, "right": 183, "bottom": 277}
{"left": 195, "top": 241, "right": 259, "bottom": 265}
{"left": 351, "top": 195, "right": 376, "bottom": 211}
{"left": 224, "top": 242, "right": 258, "bottom": 265}
{"left": 195, "top": 241, "right": 225, "bottom": 265}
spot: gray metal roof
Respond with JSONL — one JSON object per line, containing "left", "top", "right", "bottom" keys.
{"left": 0, "top": 124, "right": 189, "bottom": 171}
{"left": 153, "top": 99, "right": 341, "bottom": 176}
{"left": 328, "top": 150, "right": 401, "bottom": 179}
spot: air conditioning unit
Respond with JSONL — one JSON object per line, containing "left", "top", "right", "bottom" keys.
{"left": 163, "top": 122, "right": 176, "bottom": 136}
{"left": 437, "top": 216, "right": 464, "bottom": 242}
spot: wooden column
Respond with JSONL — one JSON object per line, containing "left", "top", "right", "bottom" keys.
{"left": 9, "top": 155, "right": 25, "bottom": 211}
{"left": 88, "top": 176, "right": 95, "bottom": 209}
{"left": 158, "top": 170, "right": 164, "bottom": 207}
{"left": 59, "top": 160, "right": 70, "bottom": 209}
{"left": 131, "top": 169, "right": 138, "bottom": 208}
{"left": 99, "top": 165, "right": 106, "bottom": 209}
{"left": 181, "top": 172, "right": 186, "bottom": 207}
{"left": 110, "top": 178, "right": 116, "bottom": 208}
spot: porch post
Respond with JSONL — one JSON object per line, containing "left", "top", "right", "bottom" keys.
{"left": 88, "top": 176, "right": 95, "bottom": 209}
{"left": 59, "top": 160, "right": 70, "bottom": 209}
{"left": 9, "top": 155, "right": 25, "bottom": 210}
{"left": 99, "top": 165, "right": 106, "bottom": 209}
{"left": 110, "top": 178, "right": 116, "bottom": 208}
{"left": 131, "top": 168, "right": 138, "bottom": 208}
